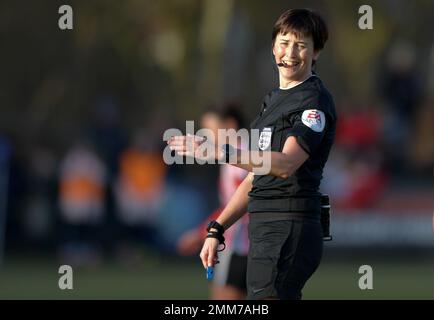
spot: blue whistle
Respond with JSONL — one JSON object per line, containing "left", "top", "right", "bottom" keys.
{"left": 206, "top": 266, "right": 214, "bottom": 280}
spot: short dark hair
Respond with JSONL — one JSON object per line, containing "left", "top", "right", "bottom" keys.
{"left": 203, "top": 102, "right": 246, "bottom": 129}
{"left": 272, "top": 9, "right": 328, "bottom": 52}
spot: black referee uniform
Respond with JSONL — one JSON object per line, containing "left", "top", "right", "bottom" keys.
{"left": 247, "top": 74, "right": 337, "bottom": 300}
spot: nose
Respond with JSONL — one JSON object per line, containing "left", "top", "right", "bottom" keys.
{"left": 285, "top": 44, "right": 298, "bottom": 59}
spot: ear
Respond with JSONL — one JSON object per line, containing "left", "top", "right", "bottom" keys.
{"left": 313, "top": 50, "right": 321, "bottom": 61}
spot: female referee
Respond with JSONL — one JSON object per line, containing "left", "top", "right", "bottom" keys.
{"left": 168, "top": 8, "right": 337, "bottom": 300}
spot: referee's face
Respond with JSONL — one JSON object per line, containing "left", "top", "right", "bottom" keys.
{"left": 273, "top": 32, "right": 320, "bottom": 87}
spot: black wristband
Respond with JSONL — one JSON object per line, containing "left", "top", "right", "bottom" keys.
{"left": 206, "top": 220, "right": 225, "bottom": 234}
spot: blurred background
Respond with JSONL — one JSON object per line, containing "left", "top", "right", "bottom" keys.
{"left": 0, "top": 0, "right": 433, "bottom": 299}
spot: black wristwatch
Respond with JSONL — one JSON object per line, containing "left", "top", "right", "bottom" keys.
{"left": 221, "top": 144, "right": 235, "bottom": 163}
{"left": 206, "top": 220, "right": 225, "bottom": 234}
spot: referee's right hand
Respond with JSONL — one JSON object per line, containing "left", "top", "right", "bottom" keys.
{"left": 199, "top": 237, "right": 219, "bottom": 269}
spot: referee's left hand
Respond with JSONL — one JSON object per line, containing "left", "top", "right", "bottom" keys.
{"left": 199, "top": 237, "right": 219, "bottom": 269}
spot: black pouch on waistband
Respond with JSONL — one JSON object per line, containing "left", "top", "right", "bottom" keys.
{"left": 321, "top": 194, "right": 332, "bottom": 241}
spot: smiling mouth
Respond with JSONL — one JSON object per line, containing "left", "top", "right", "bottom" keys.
{"left": 277, "top": 61, "right": 300, "bottom": 68}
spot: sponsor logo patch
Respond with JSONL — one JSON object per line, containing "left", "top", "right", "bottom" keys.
{"left": 301, "top": 109, "right": 326, "bottom": 132}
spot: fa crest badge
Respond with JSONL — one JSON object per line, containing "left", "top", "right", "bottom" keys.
{"left": 258, "top": 127, "right": 273, "bottom": 150}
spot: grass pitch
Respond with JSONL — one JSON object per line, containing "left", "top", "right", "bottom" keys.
{"left": 0, "top": 252, "right": 433, "bottom": 299}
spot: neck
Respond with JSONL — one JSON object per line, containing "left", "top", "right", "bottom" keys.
{"left": 279, "top": 72, "right": 312, "bottom": 90}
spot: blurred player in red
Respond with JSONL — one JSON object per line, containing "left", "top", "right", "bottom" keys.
{"left": 176, "top": 105, "right": 249, "bottom": 299}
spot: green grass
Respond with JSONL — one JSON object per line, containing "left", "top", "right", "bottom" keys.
{"left": 304, "top": 257, "right": 434, "bottom": 299}
{"left": 0, "top": 254, "right": 433, "bottom": 299}
{"left": 0, "top": 255, "right": 208, "bottom": 299}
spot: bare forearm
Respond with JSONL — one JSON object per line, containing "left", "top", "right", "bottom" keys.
{"left": 230, "top": 149, "right": 303, "bottom": 179}
{"left": 215, "top": 173, "right": 253, "bottom": 230}
{"left": 168, "top": 134, "right": 307, "bottom": 179}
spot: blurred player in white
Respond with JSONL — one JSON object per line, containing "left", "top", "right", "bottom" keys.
{"left": 177, "top": 105, "right": 249, "bottom": 299}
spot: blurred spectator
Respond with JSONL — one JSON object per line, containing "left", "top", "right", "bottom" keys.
{"left": 335, "top": 106, "right": 380, "bottom": 150}
{"left": 322, "top": 147, "right": 388, "bottom": 211}
{"left": 113, "top": 128, "right": 167, "bottom": 263}
{"left": 322, "top": 104, "right": 388, "bottom": 211}
{"left": 58, "top": 138, "right": 107, "bottom": 266}
{"left": 378, "top": 41, "right": 422, "bottom": 174}
{"left": 22, "top": 146, "right": 57, "bottom": 248}
{"left": 408, "top": 100, "right": 434, "bottom": 172}
{"left": 89, "top": 96, "right": 128, "bottom": 180}
{"left": 87, "top": 96, "right": 128, "bottom": 257}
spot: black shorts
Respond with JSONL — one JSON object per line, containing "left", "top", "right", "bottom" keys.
{"left": 246, "top": 212, "right": 323, "bottom": 300}
{"left": 214, "top": 250, "right": 247, "bottom": 292}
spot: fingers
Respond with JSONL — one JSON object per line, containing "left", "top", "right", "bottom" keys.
{"left": 168, "top": 135, "right": 206, "bottom": 158}
{"left": 167, "top": 135, "right": 205, "bottom": 146}
{"left": 187, "top": 134, "right": 206, "bottom": 143}
{"left": 207, "top": 252, "right": 215, "bottom": 268}
{"left": 200, "top": 250, "right": 208, "bottom": 269}
{"left": 168, "top": 136, "right": 190, "bottom": 155}
{"left": 199, "top": 238, "right": 219, "bottom": 269}
{"left": 200, "top": 251, "right": 219, "bottom": 268}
